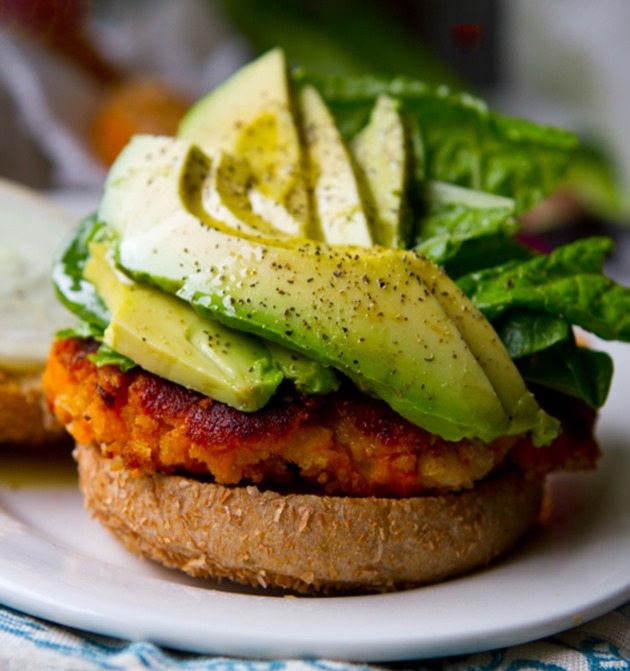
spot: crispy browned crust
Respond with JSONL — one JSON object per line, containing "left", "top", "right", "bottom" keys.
{"left": 77, "top": 442, "right": 544, "bottom": 593}
{"left": 0, "top": 368, "right": 67, "bottom": 447}
{"left": 45, "top": 338, "right": 523, "bottom": 496}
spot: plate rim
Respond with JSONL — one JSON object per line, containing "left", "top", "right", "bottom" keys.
{"left": 1, "top": 346, "right": 629, "bottom": 661}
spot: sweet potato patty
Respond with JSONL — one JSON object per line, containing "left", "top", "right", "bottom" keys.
{"left": 43, "top": 338, "right": 598, "bottom": 496}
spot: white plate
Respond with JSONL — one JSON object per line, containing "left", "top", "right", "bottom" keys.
{"left": 1, "top": 351, "right": 629, "bottom": 660}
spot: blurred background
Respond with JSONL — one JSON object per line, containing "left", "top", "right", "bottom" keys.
{"left": 1, "top": 0, "right": 629, "bottom": 273}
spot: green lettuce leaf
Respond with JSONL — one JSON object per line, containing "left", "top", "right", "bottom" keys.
{"left": 52, "top": 214, "right": 111, "bottom": 329}
{"left": 517, "top": 342, "right": 613, "bottom": 409}
{"left": 458, "top": 237, "right": 630, "bottom": 341}
{"left": 494, "top": 311, "right": 572, "bottom": 359}
{"left": 296, "top": 71, "right": 578, "bottom": 214}
{"left": 57, "top": 320, "right": 136, "bottom": 373}
{"left": 415, "top": 181, "right": 519, "bottom": 267}
{"left": 416, "top": 208, "right": 515, "bottom": 264}
{"left": 56, "top": 320, "right": 103, "bottom": 340}
{"left": 53, "top": 219, "right": 136, "bottom": 372}
{"left": 440, "top": 234, "right": 534, "bottom": 279}
{"left": 89, "top": 343, "right": 136, "bottom": 372}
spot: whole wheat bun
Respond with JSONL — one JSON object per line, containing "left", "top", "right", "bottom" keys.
{"left": 76, "top": 442, "right": 544, "bottom": 593}
{"left": 0, "top": 369, "right": 67, "bottom": 446}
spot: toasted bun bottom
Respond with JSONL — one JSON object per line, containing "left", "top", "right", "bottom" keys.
{"left": 0, "top": 370, "right": 67, "bottom": 446}
{"left": 77, "top": 442, "right": 544, "bottom": 593}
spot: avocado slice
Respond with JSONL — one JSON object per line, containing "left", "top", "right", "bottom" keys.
{"left": 414, "top": 259, "right": 560, "bottom": 445}
{"left": 84, "top": 242, "right": 283, "bottom": 411}
{"left": 351, "top": 95, "right": 410, "bottom": 248}
{"left": 299, "top": 85, "right": 373, "bottom": 246}
{"left": 83, "top": 232, "right": 339, "bottom": 399}
{"left": 178, "top": 48, "right": 310, "bottom": 237}
{"left": 99, "top": 135, "right": 524, "bottom": 443}
{"left": 201, "top": 149, "right": 287, "bottom": 238}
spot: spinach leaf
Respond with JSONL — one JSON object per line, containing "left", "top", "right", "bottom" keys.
{"left": 459, "top": 237, "right": 630, "bottom": 341}
{"left": 52, "top": 214, "right": 110, "bottom": 329}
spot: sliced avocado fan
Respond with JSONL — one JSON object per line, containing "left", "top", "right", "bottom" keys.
{"left": 99, "top": 134, "right": 558, "bottom": 445}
